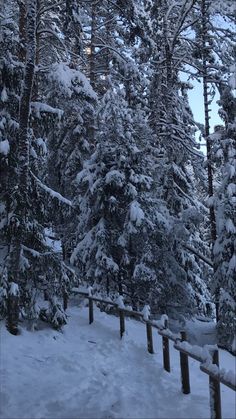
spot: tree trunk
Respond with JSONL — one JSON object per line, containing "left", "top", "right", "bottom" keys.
{"left": 89, "top": 2, "right": 96, "bottom": 90}
{"left": 201, "top": 0, "right": 218, "bottom": 320}
{"left": 104, "top": 7, "right": 112, "bottom": 91}
{"left": 87, "top": 1, "right": 97, "bottom": 144}
{"left": 163, "top": 6, "right": 173, "bottom": 148}
{"left": 19, "top": 0, "right": 27, "bottom": 62}
{"left": 64, "top": 0, "right": 82, "bottom": 68}
{"left": 18, "top": 0, "right": 37, "bottom": 196}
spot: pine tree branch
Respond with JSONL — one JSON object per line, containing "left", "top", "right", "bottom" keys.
{"left": 183, "top": 244, "right": 213, "bottom": 267}
{"left": 37, "top": 1, "right": 64, "bottom": 18}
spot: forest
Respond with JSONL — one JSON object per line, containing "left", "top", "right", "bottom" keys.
{"left": 0, "top": 0, "right": 235, "bottom": 355}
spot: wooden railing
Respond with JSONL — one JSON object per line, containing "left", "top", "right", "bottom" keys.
{"left": 73, "top": 290, "right": 236, "bottom": 419}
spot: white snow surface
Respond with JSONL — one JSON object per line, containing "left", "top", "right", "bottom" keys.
{"left": 105, "top": 170, "right": 125, "bottom": 187}
{"left": 8, "top": 282, "right": 19, "bottom": 296}
{"left": 141, "top": 304, "right": 150, "bottom": 321}
{"left": 0, "top": 140, "right": 10, "bottom": 156}
{"left": 116, "top": 295, "right": 125, "bottom": 309}
{"left": 1, "top": 87, "right": 8, "bottom": 102}
{"left": 130, "top": 201, "right": 145, "bottom": 226}
{"left": 0, "top": 304, "right": 235, "bottom": 419}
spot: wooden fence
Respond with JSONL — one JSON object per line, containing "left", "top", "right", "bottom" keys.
{"left": 74, "top": 290, "right": 236, "bottom": 419}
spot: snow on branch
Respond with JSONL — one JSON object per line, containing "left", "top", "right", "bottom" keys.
{"left": 31, "top": 102, "right": 63, "bottom": 119}
{"left": 30, "top": 172, "right": 72, "bottom": 207}
{"left": 49, "top": 63, "right": 97, "bottom": 100}
{"left": 22, "top": 245, "right": 56, "bottom": 258}
{"left": 94, "top": 44, "right": 128, "bottom": 63}
{"left": 0, "top": 140, "right": 10, "bottom": 156}
{"left": 9, "top": 282, "right": 19, "bottom": 296}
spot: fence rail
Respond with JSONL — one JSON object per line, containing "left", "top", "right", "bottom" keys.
{"left": 73, "top": 290, "right": 235, "bottom": 419}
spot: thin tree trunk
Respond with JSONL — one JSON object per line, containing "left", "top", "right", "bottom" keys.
{"left": 19, "top": 0, "right": 27, "bottom": 62}
{"left": 163, "top": 5, "right": 173, "bottom": 143}
{"left": 201, "top": 0, "right": 218, "bottom": 320}
{"left": 31, "top": 0, "right": 40, "bottom": 101}
{"left": 89, "top": 2, "right": 96, "bottom": 90}
{"left": 104, "top": 7, "right": 111, "bottom": 90}
{"left": 201, "top": 0, "right": 217, "bottom": 243}
{"left": 18, "top": 0, "right": 36, "bottom": 196}
{"left": 87, "top": 1, "right": 97, "bottom": 143}
{"left": 64, "top": 0, "right": 82, "bottom": 68}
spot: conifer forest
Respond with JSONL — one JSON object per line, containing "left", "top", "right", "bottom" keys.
{"left": 0, "top": 0, "right": 235, "bottom": 360}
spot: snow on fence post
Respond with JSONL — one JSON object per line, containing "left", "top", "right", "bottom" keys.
{"left": 162, "top": 318, "right": 170, "bottom": 372}
{"left": 119, "top": 309, "right": 125, "bottom": 339}
{"left": 89, "top": 298, "right": 94, "bottom": 324}
{"left": 209, "top": 349, "right": 222, "bottom": 419}
{"left": 179, "top": 331, "right": 190, "bottom": 394}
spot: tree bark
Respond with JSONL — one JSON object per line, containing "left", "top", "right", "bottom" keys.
{"left": 201, "top": 0, "right": 217, "bottom": 243}
{"left": 201, "top": 0, "right": 218, "bottom": 320}
{"left": 18, "top": 0, "right": 27, "bottom": 62}
{"left": 86, "top": 1, "right": 97, "bottom": 144}
{"left": 89, "top": 2, "right": 96, "bottom": 90}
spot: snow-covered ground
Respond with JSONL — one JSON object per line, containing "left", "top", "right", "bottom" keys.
{"left": 0, "top": 301, "right": 235, "bottom": 419}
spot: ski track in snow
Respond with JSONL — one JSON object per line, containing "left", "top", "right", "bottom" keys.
{"left": 0, "top": 305, "right": 235, "bottom": 419}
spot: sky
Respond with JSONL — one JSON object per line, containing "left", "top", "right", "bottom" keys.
{"left": 189, "top": 81, "right": 222, "bottom": 129}
{"left": 186, "top": 14, "right": 235, "bottom": 148}
{"left": 187, "top": 80, "right": 223, "bottom": 154}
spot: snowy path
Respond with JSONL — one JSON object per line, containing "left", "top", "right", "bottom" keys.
{"left": 0, "top": 304, "right": 235, "bottom": 419}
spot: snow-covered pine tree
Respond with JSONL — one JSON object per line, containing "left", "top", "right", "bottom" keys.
{"left": 45, "top": 62, "right": 97, "bottom": 259}
{"left": 64, "top": 0, "right": 212, "bottom": 317}
{"left": 71, "top": 87, "right": 151, "bottom": 293}
{"left": 0, "top": 1, "right": 23, "bottom": 318}
{"left": 68, "top": 77, "right": 208, "bottom": 317}
{"left": 144, "top": 0, "right": 213, "bottom": 317}
{"left": 70, "top": 88, "right": 156, "bottom": 305}
{"left": 33, "top": 1, "right": 98, "bottom": 259}
{"left": 213, "top": 74, "right": 236, "bottom": 353}
{"left": 46, "top": 63, "right": 97, "bottom": 197}
{"left": 188, "top": 0, "right": 236, "bottom": 320}
{"left": 1, "top": 0, "right": 232, "bottom": 333}
{"left": 0, "top": 0, "right": 75, "bottom": 334}
{"left": 0, "top": 0, "right": 28, "bottom": 329}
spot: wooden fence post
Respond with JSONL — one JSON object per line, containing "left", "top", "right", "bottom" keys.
{"left": 179, "top": 331, "right": 190, "bottom": 394}
{"left": 7, "top": 292, "right": 19, "bottom": 335}
{"left": 146, "top": 322, "right": 154, "bottom": 354}
{"left": 162, "top": 319, "right": 170, "bottom": 372}
{"left": 89, "top": 298, "right": 94, "bottom": 324}
{"left": 209, "top": 349, "right": 222, "bottom": 419}
{"left": 63, "top": 290, "right": 68, "bottom": 311}
{"left": 119, "top": 309, "right": 125, "bottom": 338}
